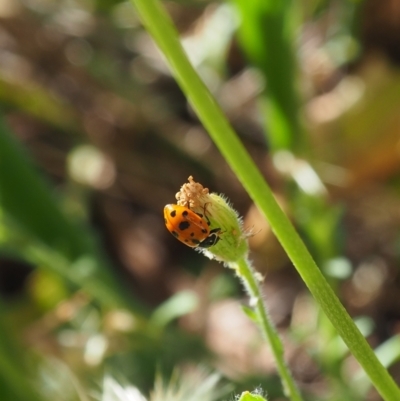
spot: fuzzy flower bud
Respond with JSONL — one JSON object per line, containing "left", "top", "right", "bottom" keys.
{"left": 174, "top": 176, "right": 249, "bottom": 263}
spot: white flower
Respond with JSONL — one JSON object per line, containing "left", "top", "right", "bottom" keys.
{"left": 102, "top": 376, "right": 147, "bottom": 401}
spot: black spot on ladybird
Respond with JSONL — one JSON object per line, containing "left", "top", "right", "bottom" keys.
{"left": 170, "top": 210, "right": 177, "bottom": 218}
{"left": 179, "top": 221, "right": 190, "bottom": 230}
{"left": 172, "top": 231, "right": 179, "bottom": 238}
{"left": 182, "top": 210, "right": 189, "bottom": 218}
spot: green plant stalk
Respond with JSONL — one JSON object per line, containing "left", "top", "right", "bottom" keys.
{"left": 130, "top": 0, "right": 400, "bottom": 399}
{"left": 235, "top": 257, "right": 302, "bottom": 400}
{"left": 175, "top": 183, "right": 300, "bottom": 398}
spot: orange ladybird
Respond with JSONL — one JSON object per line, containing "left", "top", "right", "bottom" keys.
{"left": 163, "top": 204, "right": 221, "bottom": 248}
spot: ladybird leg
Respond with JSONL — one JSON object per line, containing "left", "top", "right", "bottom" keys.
{"left": 201, "top": 202, "right": 212, "bottom": 226}
{"left": 191, "top": 203, "right": 211, "bottom": 225}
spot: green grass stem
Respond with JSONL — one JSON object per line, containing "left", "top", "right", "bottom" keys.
{"left": 235, "top": 257, "right": 302, "bottom": 400}
{"left": 129, "top": 0, "right": 400, "bottom": 399}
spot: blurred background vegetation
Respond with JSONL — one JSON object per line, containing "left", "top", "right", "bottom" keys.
{"left": 1, "top": 0, "right": 400, "bottom": 400}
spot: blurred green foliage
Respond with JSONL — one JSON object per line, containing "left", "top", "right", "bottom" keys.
{"left": 233, "top": 0, "right": 300, "bottom": 150}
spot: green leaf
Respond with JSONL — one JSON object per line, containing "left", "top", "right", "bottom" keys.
{"left": 241, "top": 305, "right": 258, "bottom": 323}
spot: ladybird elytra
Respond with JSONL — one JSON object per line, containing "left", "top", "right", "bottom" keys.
{"left": 163, "top": 204, "right": 222, "bottom": 248}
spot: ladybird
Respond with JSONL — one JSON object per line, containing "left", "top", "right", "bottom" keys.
{"left": 164, "top": 204, "right": 221, "bottom": 248}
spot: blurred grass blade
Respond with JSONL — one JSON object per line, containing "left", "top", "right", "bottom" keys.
{"left": 150, "top": 290, "right": 199, "bottom": 328}
{"left": 232, "top": 0, "right": 300, "bottom": 151}
{"left": 0, "top": 115, "right": 143, "bottom": 311}
{"left": 0, "top": 299, "right": 43, "bottom": 401}
{"left": 0, "top": 116, "right": 88, "bottom": 259}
